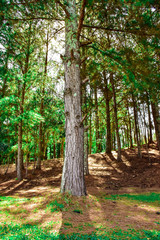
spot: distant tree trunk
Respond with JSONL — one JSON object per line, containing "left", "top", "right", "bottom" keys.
{"left": 103, "top": 71, "right": 111, "bottom": 153}
{"left": 127, "top": 105, "right": 133, "bottom": 148}
{"left": 94, "top": 85, "right": 100, "bottom": 152}
{"left": 151, "top": 100, "right": 160, "bottom": 151}
{"left": 17, "top": 22, "right": 31, "bottom": 181}
{"left": 60, "top": 138, "right": 64, "bottom": 158}
{"left": 89, "top": 107, "right": 92, "bottom": 154}
{"left": 17, "top": 117, "right": 23, "bottom": 180}
{"left": 132, "top": 94, "right": 142, "bottom": 158}
{"left": 60, "top": 0, "right": 86, "bottom": 196}
{"left": 37, "top": 31, "right": 49, "bottom": 169}
{"left": 146, "top": 94, "right": 153, "bottom": 144}
{"left": 2, "top": 48, "right": 9, "bottom": 98}
{"left": 84, "top": 126, "right": 89, "bottom": 175}
{"left": 53, "top": 141, "right": 56, "bottom": 158}
{"left": 81, "top": 48, "right": 89, "bottom": 175}
{"left": 110, "top": 74, "right": 121, "bottom": 160}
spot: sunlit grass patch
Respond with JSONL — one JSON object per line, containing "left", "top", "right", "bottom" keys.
{"left": 0, "top": 223, "right": 160, "bottom": 240}
{"left": 104, "top": 192, "right": 160, "bottom": 205}
{"left": 0, "top": 196, "right": 30, "bottom": 207}
{"left": 47, "top": 200, "right": 65, "bottom": 212}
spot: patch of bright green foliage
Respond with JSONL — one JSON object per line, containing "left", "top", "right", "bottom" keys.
{"left": 0, "top": 223, "right": 160, "bottom": 240}
{"left": 105, "top": 192, "right": 160, "bottom": 204}
{"left": 47, "top": 200, "right": 65, "bottom": 212}
{"left": 0, "top": 196, "right": 31, "bottom": 207}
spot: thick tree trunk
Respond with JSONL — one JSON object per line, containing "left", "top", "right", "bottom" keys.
{"left": 132, "top": 94, "right": 142, "bottom": 158}
{"left": 60, "top": 1, "right": 86, "bottom": 196}
{"left": 110, "top": 74, "right": 121, "bottom": 160}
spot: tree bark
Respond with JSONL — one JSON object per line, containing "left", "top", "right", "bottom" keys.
{"left": 17, "top": 117, "right": 23, "bottom": 180}
{"left": 103, "top": 71, "right": 111, "bottom": 154}
{"left": 147, "top": 101, "right": 153, "bottom": 144}
{"left": 151, "top": 100, "right": 160, "bottom": 151}
{"left": 127, "top": 104, "right": 133, "bottom": 148}
{"left": 110, "top": 74, "right": 121, "bottom": 160}
{"left": 132, "top": 94, "right": 142, "bottom": 158}
{"left": 60, "top": 0, "right": 86, "bottom": 196}
{"left": 17, "top": 22, "right": 31, "bottom": 181}
{"left": 37, "top": 31, "right": 49, "bottom": 169}
{"left": 89, "top": 109, "right": 92, "bottom": 154}
{"left": 94, "top": 85, "right": 100, "bottom": 153}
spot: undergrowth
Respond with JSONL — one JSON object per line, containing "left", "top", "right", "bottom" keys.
{"left": 104, "top": 192, "right": 160, "bottom": 204}
{"left": 0, "top": 223, "right": 160, "bottom": 240}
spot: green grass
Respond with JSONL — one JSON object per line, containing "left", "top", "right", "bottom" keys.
{"left": 104, "top": 192, "right": 160, "bottom": 204}
{"left": 0, "top": 196, "right": 30, "bottom": 207}
{"left": 0, "top": 223, "right": 160, "bottom": 239}
{"left": 47, "top": 200, "right": 65, "bottom": 212}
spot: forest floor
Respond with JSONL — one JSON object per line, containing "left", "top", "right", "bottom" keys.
{"left": 0, "top": 143, "right": 160, "bottom": 239}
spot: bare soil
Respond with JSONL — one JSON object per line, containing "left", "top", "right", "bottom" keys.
{"left": 0, "top": 143, "right": 160, "bottom": 235}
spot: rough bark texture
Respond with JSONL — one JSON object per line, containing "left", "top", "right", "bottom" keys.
{"left": 60, "top": 0, "right": 86, "bottom": 196}
{"left": 110, "top": 74, "right": 121, "bottom": 161}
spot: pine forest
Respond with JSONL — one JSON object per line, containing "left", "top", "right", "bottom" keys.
{"left": 0, "top": 0, "right": 160, "bottom": 239}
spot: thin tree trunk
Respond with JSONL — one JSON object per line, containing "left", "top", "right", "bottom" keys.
{"left": 110, "top": 74, "right": 121, "bottom": 160}
{"left": 151, "top": 100, "right": 160, "bottom": 151}
{"left": 2, "top": 48, "right": 9, "bottom": 98}
{"left": 146, "top": 94, "right": 153, "bottom": 144}
{"left": 127, "top": 105, "right": 133, "bottom": 148}
{"left": 94, "top": 85, "right": 100, "bottom": 152}
{"left": 17, "top": 118, "right": 23, "bottom": 180}
{"left": 89, "top": 108, "right": 92, "bottom": 154}
{"left": 61, "top": 0, "right": 86, "bottom": 196}
{"left": 37, "top": 31, "right": 49, "bottom": 169}
{"left": 17, "top": 22, "right": 31, "bottom": 181}
{"left": 132, "top": 94, "right": 142, "bottom": 158}
{"left": 84, "top": 126, "right": 89, "bottom": 175}
{"left": 103, "top": 71, "right": 111, "bottom": 154}
{"left": 60, "top": 138, "right": 65, "bottom": 158}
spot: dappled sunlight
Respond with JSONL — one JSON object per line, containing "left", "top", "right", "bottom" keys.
{"left": 137, "top": 204, "right": 160, "bottom": 213}
{"left": 121, "top": 155, "right": 132, "bottom": 167}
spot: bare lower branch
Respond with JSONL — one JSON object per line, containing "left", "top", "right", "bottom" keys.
{"left": 54, "top": 0, "right": 70, "bottom": 17}
{"left": 83, "top": 24, "right": 157, "bottom": 36}
{"left": 3, "top": 17, "right": 64, "bottom": 22}
{"left": 77, "top": 0, "right": 87, "bottom": 40}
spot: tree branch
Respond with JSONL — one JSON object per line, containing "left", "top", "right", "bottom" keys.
{"left": 3, "top": 17, "right": 64, "bottom": 22}
{"left": 54, "top": 0, "right": 70, "bottom": 17}
{"left": 77, "top": 0, "right": 87, "bottom": 41}
{"left": 83, "top": 24, "right": 157, "bottom": 36}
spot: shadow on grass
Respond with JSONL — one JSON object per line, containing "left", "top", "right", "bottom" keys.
{"left": 0, "top": 220, "right": 160, "bottom": 239}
